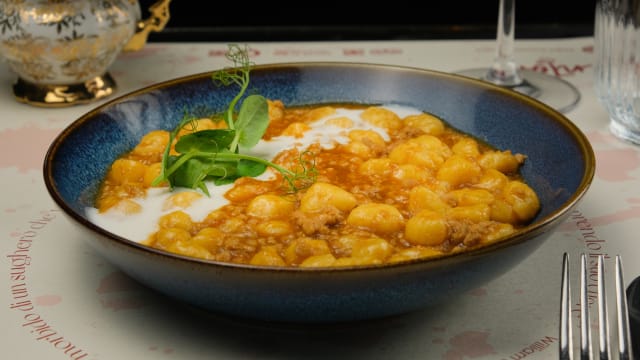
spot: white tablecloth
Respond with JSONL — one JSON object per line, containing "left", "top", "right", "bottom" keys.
{"left": 1, "top": 37, "right": 632, "bottom": 359}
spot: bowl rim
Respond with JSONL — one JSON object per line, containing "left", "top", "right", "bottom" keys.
{"left": 43, "top": 61, "right": 596, "bottom": 273}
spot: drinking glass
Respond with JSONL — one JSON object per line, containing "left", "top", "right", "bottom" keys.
{"left": 455, "top": 0, "right": 581, "bottom": 113}
{"left": 594, "top": 0, "right": 640, "bottom": 144}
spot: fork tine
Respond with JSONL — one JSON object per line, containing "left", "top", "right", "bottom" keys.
{"left": 580, "top": 253, "right": 592, "bottom": 359}
{"left": 598, "top": 254, "right": 611, "bottom": 359}
{"left": 560, "top": 252, "right": 574, "bottom": 360}
{"left": 561, "top": 253, "right": 634, "bottom": 360}
{"left": 615, "top": 255, "right": 632, "bottom": 360}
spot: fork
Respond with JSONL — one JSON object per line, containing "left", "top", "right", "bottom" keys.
{"left": 560, "top": 252, "right": 634, "bottom": 359}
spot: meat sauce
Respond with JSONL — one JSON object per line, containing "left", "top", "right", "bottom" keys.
{"left": 88, "top": 100, "right": 540, "bottom": 267}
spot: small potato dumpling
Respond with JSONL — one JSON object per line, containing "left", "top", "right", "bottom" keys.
{"left": 303, "top": 106, "right": 336, "bottom": 122}
{"left": 300, "top": 254, "right": 337, "bottom": 267}
{"left": 299, "top": 182, "right": 357, "bottom": 213}
{"left": 388, "top": 246, "right": 443, "bottom": 263}
{"left": 408, "top": 186, "right": 449, "bottom": 215}
{"left": 360, "top": 107, "right": 402, "bottom": 131}
{"left": 403, "top": 113, "right": 445, "bottom": 136}
{"left": 348, "top": 130, "right": 386, "bottom": 154}
{"left": 333, "top": 255, "right": 379, "bottom": 267}
{"left": 350, "top": 237, "right": 393, "bottom": 262}
{"left": 191, "top": 227, "right": 224, "bottom": 250}
{"left": 201, "top": 209, "right": 225, "bottom": 225}
{"left": 479, "top": 150, "right": 524, "bottom": 174}
{"left": 325, "top": 116, "right": 354, "bottom": 128}
{"left": 451, "top": 137, "right": 481, "bottom": 159}
{"left": 347, "top": 203, "right": 405, "bottom": 234}
{"left": 431, "top": 180, "right": 452, "bottom": 195}
{"left": 255, "top": 220, "right": 293, "bottom": 237}
{"left": 331, "top": 234, "right": 359, "bottom": 257}
{"left": 130, "top": 130, "right": 170, "bottom": 161}
{"left": 482, "top": 223, "right": 515, "bottom": 244}
{"left": 250, "top": 245, "right": 287, "bottom": 266}
{"left": 392, "top": 164, "right": 431, "bottom": 186}
{"left": 163, "top": 191, "right": 203, "bottom": 210}
{"left": 110, "top": 199, "right": 142, "bottom": 215}
{"left": 405, "top": 210, "right": 448, "bottom": 246}
{"left": 446, "top": 188, "right": 495, "bottom": 207}
{"left": 502, "top": 180, "right": 540, "bottom": 222}
{"left": 344, "top": 130, "right": 386, "bottom": 159}
{"left": 268, "top": 99, "right": 285, "bottom": 122}
{"left": 389, "top": 135, "right": 450, "bottom": 169}
{"left": 436, "top": 154, "right": 482, "bottom": 187}
{"left": 225, "top": 178, "right": 275, "bottom": 202}
{"left": 219, "top": 217, "right": 244, "bottom": 233}
{"left": 475, "top": 168, "right": 509, "bottom": 192}
{"left": 359, "top": 158, "right": 393, "bottom": 178}
{"left": 490, "top": 199, "right": 516, "bottom": 223}
{"left": 281, "top": 122, "right": 311, "bottom": 138}
{"left": 284, "top": 237, "right": 332, "bottom": 265}
{"left": 107, "top": 158, "right": 147, "bottom": 184}
{"left": 97, "top": 195, "right": 121, "bottom": 213}
{"left": 158, "top": 210, "right": 193, "bottom": 231}
{"left": 168, "top": 240, "right": 213, "bottom": 260}
{"left": 343, "top": 140, "right": 375, "bottom": 159}
{"left": 152, "top": 227, "right": 192, "bottom": 251}
{"left": 246, "top": 194, "right": 295, "bottom": 219}
{"left": 143, "top": 162, "right": 166, "bottom": 187}
{"left": 447, "top": 204, "right": 491, "bottom": 222}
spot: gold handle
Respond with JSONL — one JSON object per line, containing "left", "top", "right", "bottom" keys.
{"left": 124, "top": 0, "right": 172, "bottom": 52}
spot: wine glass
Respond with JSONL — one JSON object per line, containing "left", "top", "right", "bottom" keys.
{"left": 455, "top": 0, "right": 581, "bottom": 113}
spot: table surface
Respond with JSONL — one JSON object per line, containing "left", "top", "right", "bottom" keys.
{"left": 1, "top": 37, "right": 635, "bottom": 360}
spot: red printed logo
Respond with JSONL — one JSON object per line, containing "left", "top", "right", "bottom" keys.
{"left": 369, "top": 48, "right": 403, "bottom": 55}
{"left": 521, "top": 58, "right": 591, "bottom": 77}
{"left": 343, "top": 48, "right": 365, "bottom": 56}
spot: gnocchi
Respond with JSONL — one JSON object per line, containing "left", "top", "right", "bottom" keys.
{"left": 93, "top": 102, "right": 540, "bottom": 268}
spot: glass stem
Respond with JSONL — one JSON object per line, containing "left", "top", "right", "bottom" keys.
{"left": 485, "top": 0, "right": 523, "bottom": 86}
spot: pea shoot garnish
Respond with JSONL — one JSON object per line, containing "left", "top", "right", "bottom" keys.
{"left": 152, "top": 44, "right": 316, "bottom": 196}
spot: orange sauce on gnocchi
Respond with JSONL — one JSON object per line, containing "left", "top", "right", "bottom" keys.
{"left": 89, "top": 100, "right": 540, "bottom": 267}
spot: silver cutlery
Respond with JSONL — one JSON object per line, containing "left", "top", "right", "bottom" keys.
{"left": 560, "top": 252, "right": 633, "bottom": 359}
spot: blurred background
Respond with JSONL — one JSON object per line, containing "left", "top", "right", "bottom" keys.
{"left": 143, "top": 0, "right": 597, "bottom": 42}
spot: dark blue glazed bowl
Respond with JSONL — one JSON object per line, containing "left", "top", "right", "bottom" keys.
{"left": 44, "top": 63, "right": 595, "bottom": 323}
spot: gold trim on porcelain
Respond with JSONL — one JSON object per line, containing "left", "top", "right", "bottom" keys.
{"left": 3, "top": 0, "right": 171, "bottom": 107}
{"left": 13, "top": 74, "right": 116, "bottom": 108}
{"left": 124, "top": 0, "right": 172, "bottom": 51}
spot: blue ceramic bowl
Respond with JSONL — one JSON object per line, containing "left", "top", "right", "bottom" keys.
{"left": 44, "top": 62, "right": 595, "bottom": 323}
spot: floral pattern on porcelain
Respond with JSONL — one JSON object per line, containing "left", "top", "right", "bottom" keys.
{"left": 0, "top": 0, "right": 141, "bottom": 85}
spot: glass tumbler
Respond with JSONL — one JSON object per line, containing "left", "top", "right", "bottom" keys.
{"left": 594, "top": 0, "right": 640, "bottom": 144}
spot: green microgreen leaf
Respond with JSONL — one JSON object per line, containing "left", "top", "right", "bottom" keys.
{"left": 152, "top": 44, "right": 316, "bottom": 196}
{"left": 174, "top": 129, "right": 236, "bottom": 154}
{"left": 152, "top": 112, "right": 197, "bottom": 188}
{"left": 237, "top": 159, "right": 267, "bottom": 177}
{"left": 235, "top": 94, "right": 269, "bottom": 150}
{"left": 168, "top": 156, "right": 213, "bottom": 194}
